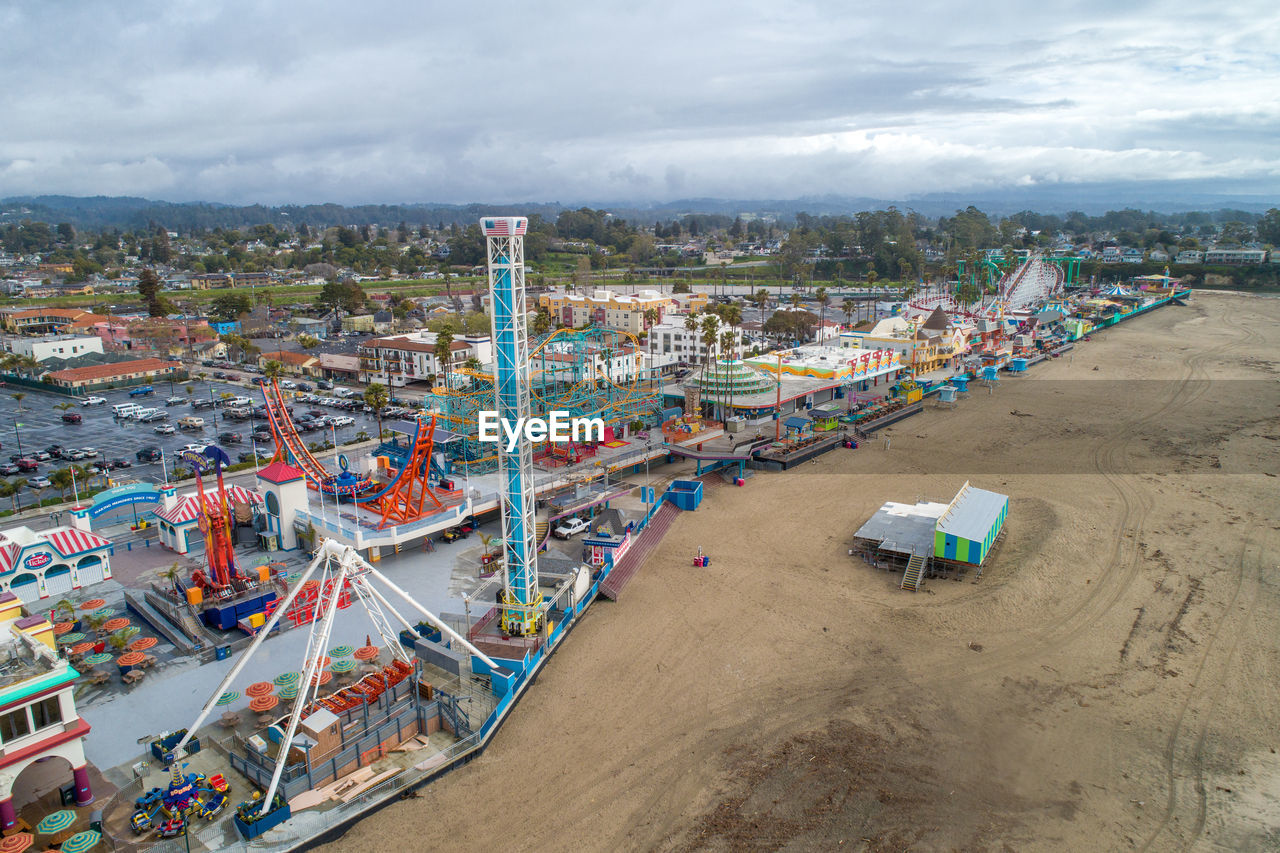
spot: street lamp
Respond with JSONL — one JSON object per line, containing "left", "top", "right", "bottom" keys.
{"left": 12, "top": 418, "right": 23, "bottom": 456}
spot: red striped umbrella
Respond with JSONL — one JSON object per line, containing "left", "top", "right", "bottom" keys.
{"left": 245, "top": 681, "right": 274, "bottom": 697}
{"left": 248, "top": 694, "right": 279, "bottom": 713}
{"left": 310, "top": 670, "right": 333, "bottom": 687}
{"left": 78, "top": 599, "right": 106, "bottom": 611}
{"left": 353, "top": 646, "right": 379, "bottom": 661}
{"left": 70, "top": 641, "right": 95, "bottom": 655}
{"left": 117, "top": 651, "right": 146, "bottom": 667}
{"left": 103, "top": 617, "right": 131, "bottom": 633}
{"left": 129, "top": 637, "right": 158, "bottom": 651}
{"left": 0, "top": 831, "right": 33, "bottom": 852}
{"left": 53, "top": 622, "right": 75, "bottom": 636}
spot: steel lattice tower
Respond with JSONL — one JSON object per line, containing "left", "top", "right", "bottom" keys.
{"left": 482, "top": 216, "right": 542, "bottom": 636}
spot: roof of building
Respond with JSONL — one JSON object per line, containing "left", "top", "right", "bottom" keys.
{"left": 153, "top": 484, "right": 262, "bottom": 524}
{"left": 256, "top": 461, "right": 305, "bottom": 485}
{"left": 853, "top": 500, "right": 950, "bottom": 557}
{"left": 935, "top": 482, "right": 1008, "bottom": 542}
{"left": 262, "top": 350, "right": 317, "bottom": 366}
{"left": 0, "top": 526, "right": 111, "bottom": 575}
{"left": 45, "top": 357, "right": 180, "bottom": 383}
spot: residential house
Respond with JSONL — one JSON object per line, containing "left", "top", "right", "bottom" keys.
{"left": 258, "top": 350, "right": 320, "bottom": 377}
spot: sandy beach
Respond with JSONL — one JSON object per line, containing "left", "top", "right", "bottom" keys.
{"left": 320, "top": 291, "right": 1280, "bottom": 851}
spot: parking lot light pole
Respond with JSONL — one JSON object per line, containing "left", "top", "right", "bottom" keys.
{"left": 12, "top": 418, "right": 22, "bottom": 456}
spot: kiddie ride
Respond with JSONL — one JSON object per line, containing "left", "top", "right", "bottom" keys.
{"left": 130, "top": 766, "right": 230, "bottom": 838}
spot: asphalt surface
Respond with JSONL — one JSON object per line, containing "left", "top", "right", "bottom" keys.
{"left": 0, "top": 378, "right": 387, "bottom": 509}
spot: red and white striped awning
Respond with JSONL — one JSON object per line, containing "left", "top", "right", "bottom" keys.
{"left": 154, "top": 485, "right": 262, "bottom": 525}
{"left": 45, "top": 527, "right": 112, "bottom": 558}
{"left": 0, "top": 542, "right": 20, "bottom": 575}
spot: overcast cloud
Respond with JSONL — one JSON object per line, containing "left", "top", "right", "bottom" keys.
{"left": 2, "top": 0, "right": 1278, "bottom": 205}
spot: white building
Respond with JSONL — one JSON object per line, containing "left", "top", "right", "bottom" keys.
{"left": 1203, "top": 248, "right": 1268, "bottom": 265}
{"left": 8, "top": 335, "right": 104, "bottom": 363}
{"left": 0, "top": 526, "right": 113, "bottom": 602}
{"left": 648, "top": 315, "right": 749, "bottom": 365}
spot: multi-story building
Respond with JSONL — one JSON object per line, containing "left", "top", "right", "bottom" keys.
{"left": 1174, "top": 250, "right": 1204, "bottom": 264}
{"left": 647, "top": 315, "right": 748, "bottom": 365}
{"left": 0, "top": 593, "right": 95, "bottom": 830}
{"left": 0, "top": 309, "right": 107, "bottom": 336}
{"left": 537, "top": 289, "right": 692, "bottom": 333}
{"left": 357, "top": 332, "right": 492, "bottom": 388}
{"left": 1203, "top": 248, "right": 1268, "bottom": 265}
{"left": 7, "top": 335, "right": 104, "bottom": 363}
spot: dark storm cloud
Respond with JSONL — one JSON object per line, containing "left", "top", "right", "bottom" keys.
{"left": 1, "top": 0, "right": 1277, "bottom": 203}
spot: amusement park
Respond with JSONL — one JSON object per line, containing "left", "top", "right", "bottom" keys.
{"left": 0, "top": 214, "right": 1197, "bottom": 852}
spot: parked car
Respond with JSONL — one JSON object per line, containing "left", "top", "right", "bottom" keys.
{"left": 26, "top": 476, "right": 52, "bottom": 489}
{"left": 218, "top": 431, "right": 242, "bottom": 444}
{"left": 279, "top": 380, "right": 297, "bottom": 390}
{"left": 16, "top": 459, "right": 39, "bottom": 473}
{"left": 330, "top": 415, "right": 355, "bottom": 427}
{"left": 296, "top": 382, "right": 313, "bottom": 392}
{"left": 316, "top": 379, "right": 332, "bottom": 390}
{"left": 238, "top": 451, "right": 262, "bottom": 464}
{"left": 181, "top": 443, "right": 206, "bottom": 453}
{"left": 191, "top": 399, "right": 215, "bottom": 410}
{"left": 65, "top": 450, "right": 88, "bottom": 461}
{"left": 136, "top": 447, "right": 162, "bottom": 463}
{"left": 154, "top": 424, "right": 176, "bottom": 435}
{"left": 33, "top": 451, "right": 51, "bottom": 462}
{"left": 0, "top": 464, "right": 19, "bottom": 476}
{"left": 61, "top": 412, "right": 82, "bottom": 424}
{"left": 553, "top": 517, "right": 590, "bottom": 539}
{"left": 165, "top": 396, "right": 186, "bottom": 406}
{"left": 139, "top": 410, "right": 169, "bottom": 422}
{"left": 106, "top": 458, "right": 131, "bottom": 469}
{"left": 178, "top": 416, "right": 205, "bottom": 430}
{"left": 81, "top": 447, "right": 98, "bottom": 456}
{"left": 129, "top": 385, "right": 155, "bottom": 397}
{"left": 80, "top": 396, "right": 107, "bottom": 406}
{"left": 44, "top": 445, "right": 63, "bottom": 458}
{"left": 212, "top": 371, "right": 226, "bottom": 379}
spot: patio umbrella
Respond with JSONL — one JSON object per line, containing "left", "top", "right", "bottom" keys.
{"left": 35, "top": 810, "right": 76, "bottom": 835}
{"left": 353, "top": 645, "right": 379, "bottom": 661}
{"left": 273, "top": 671, "right": 300, "bottom": 686}
{"left": 81, "top": 653, "right": 113, "bottom": 666}
{"left": 328, "top": 644, "right": 354, "bottom": 657}
{"left": 307, "top": 656, "right": 331, "bottom": 670}
{"left": 276, "top": 685, "right": 299, "bottom": 700}
{"left": 245, "top": 681, "right": 274, "bottom": 697}
{"left": 310, "top": 670, "right": 333, "bottom": 687}
{"left": 329, "top": 658, "right": 356, "bottom": 674}
{"left": 102, "top": 617, "right": 130, "bottom": 633}
{"left": 69, "top": 642, "right": 95, "bottom": 655}
{"left": 0, "top": 832, "right": 32, "bottom": 853}
{"left": 53, "top": 622, "right": 75, "bottom": 636}
{"left": 57, "top": 632, "right": 86, "bottom": 645}
{"left": 248, "top": 694, "right": 279, "bottom": 713}
{"left": 57, "top": 831, "right": 100, "bottom": 853}
{"left": 78, "top": 599, "right": 106, "bottom": 611}
{"left": 130, "top": 636, "right": 158, "bottom": 651}
{"left": 216, "top": 691, "right": 240, "bottom": 706}
{"left": 90, "top": 607, "right": 116, "bottom": 620}
{"left": 116, "top": 651, "right": 146, "bottom": 667}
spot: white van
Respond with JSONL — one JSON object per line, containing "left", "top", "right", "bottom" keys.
{"left": 131, "top": 407, "right": 160, "bottom": 421}
{"left": 112, "top": 403, "right": 140, "bottom": 419}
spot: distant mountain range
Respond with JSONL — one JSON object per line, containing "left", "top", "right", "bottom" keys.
{"left": 2, "top": 182, "right": 1275, "bottom": 231}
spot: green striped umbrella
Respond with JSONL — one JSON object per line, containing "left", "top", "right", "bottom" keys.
{"left": 91, "top": 607, "right": 116, "bottom": 620}
{"left": 273, "top": 671, "right": 300, "bottom": 686}
{"left": 276, "top": 684, "right": 299, "bottom": 700}
{"left": 328, "top": 644, "right": 355, "bottom": 658}
{"left": 287, "top": 571, "right": 302, "bottom": 581}
{"left": 216, "top": 691, "right": 240, "bottom": 706}
{"left": 57, "top": 632, "right": 86, "bottom": 645}
{"left": 57, "top": 831, "right": 100, "bottom": 853}
{"left": 35, "top": 810, "right": 76, "bottom": 835}
{"left": 329, "top": 658, "right": 356, "bottom": 674}
{"left": 81, "top": 653, "right": 112, "bottom": 666}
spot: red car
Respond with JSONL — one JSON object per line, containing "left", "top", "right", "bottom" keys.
{"left": 16, "top": 459, "right": 39, "bottom": 472}
{"left": 61, "top": 412, "right": 82, "bottom": 423}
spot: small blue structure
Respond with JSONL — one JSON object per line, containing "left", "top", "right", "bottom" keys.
{"left": 980, "top": 366, "right": 1000, "bottom": 381}
{"left": 664, "top": 480, "right": 703, "bottom": 511}
{"left": 783, "top": 415, "right": 812, "bottom": 438}
{"left": 938, "top": 386, "right": 958, "bottom": 404}
{"left": 952, "top": 377, "right": 969, "bottom": 393}
{"left": 1008, "top": 358, "right": 1028, "bottom": 373}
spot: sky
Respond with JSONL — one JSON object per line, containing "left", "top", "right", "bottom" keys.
{"left": 2, "top": 0, "right": 1279, "bottom": 206}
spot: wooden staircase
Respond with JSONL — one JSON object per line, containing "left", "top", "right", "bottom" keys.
{"left": 600, "top": 503, "right": 681, "bottom": 601}
{"left": 535, "top": 521, "right": 550, "bottom": 550}
{"left": 900, "top": 553, "right": 926, "bottom": 592}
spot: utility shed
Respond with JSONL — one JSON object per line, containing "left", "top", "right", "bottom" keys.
{"left": 933, "top": 480, "right": 1008, "bottom": 566}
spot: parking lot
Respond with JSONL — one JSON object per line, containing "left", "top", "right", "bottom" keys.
{"left": 0, "top": 378, "right": 389, "bottom": 508}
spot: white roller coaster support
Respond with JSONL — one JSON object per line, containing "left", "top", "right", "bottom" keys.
{"left": 363, "top": 565, "right": 499, "bottom": 669}
{"left": 171, "top": 540, "right": 344, "bottom": 757}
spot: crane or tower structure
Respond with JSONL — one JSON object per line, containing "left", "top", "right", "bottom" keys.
{"left": 482, "top": 216, "right": 543, "bottom": 638}
{"left": 178, "top": 446, "right": 240, "bottom": 592}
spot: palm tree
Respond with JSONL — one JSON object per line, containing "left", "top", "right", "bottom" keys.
{"left": 842, "top": 298, "right": 856, "bottom": 328}
{"left": 699, "top": 315, "right": 720, "bottom": 419}
{"left": 0, "top": 479, "right": 23, "bottom": 513}
{"left": 49, "top": 467, "right": 75, "bottom": 501}
{"left": 160, "top": 562, "right": 184, "bottom": 596}
{"left": 263, "top": 360, "right": 283, "bottom": 384}
{"left": 434, "top": 326, "right": 456, "bottom": 389}
{"left": 363, "top": 382, "right": 389, "bottom": 439}
{"left": 719, "top": 329, "right": 737, "bottom": 421}
{"left": 532, "top": 309, "right": 552, "bottom": 337}
{"left": 815, "top": 287, "right": 829, "bottom": 338}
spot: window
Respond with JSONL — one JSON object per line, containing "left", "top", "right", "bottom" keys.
{"left": 0, "top": 707, "right": 30, "bottom": 742}
{"left": 31, "top": 696, "right": 62, "bottom": 731}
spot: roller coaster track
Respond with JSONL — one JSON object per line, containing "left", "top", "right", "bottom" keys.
{"left": 263, "top": 378, "right": 367, "bottom": 494}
